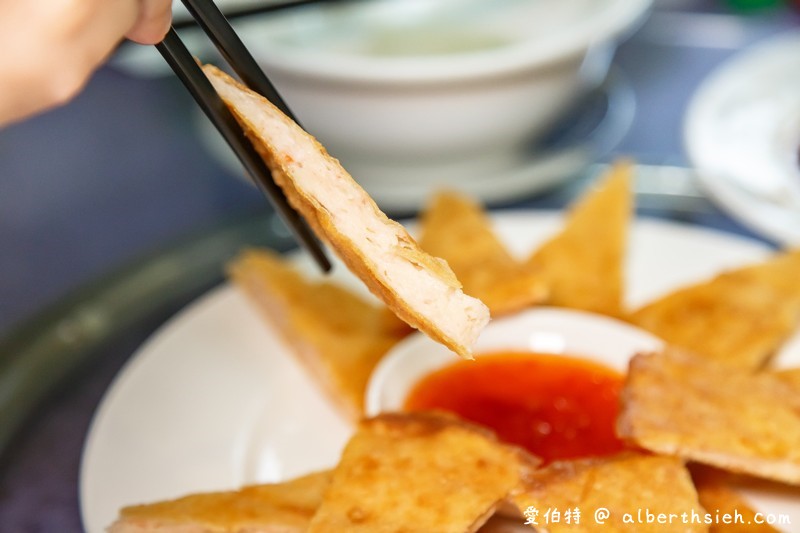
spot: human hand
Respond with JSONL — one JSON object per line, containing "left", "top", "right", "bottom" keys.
{"left": 0, "top": 0, "right": 172, "bottom": 126}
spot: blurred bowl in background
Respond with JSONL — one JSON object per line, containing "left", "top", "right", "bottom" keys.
{"left": 225, "top": 0, "right": 651, "bottom": 204}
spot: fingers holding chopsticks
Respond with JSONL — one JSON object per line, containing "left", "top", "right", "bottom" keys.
{"left": 127, "top": 0, "right": 173, "bottom": 44}
{"left": 0, "top": 0, "right": 172, "bottom": 127}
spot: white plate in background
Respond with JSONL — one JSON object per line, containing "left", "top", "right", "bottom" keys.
{"left": 685, "top": 31, "right": 800, "bottom": 246}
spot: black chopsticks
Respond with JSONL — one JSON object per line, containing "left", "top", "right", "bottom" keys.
{"left": 155, "top": 0, "right": 331, "bottom": 272}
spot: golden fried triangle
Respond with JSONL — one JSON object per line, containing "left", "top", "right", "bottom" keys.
{"left": 419, "top": 190, "right": 548, "bottom": 317}
{"left": 526, "top": 161, "right": 633, "bottom": 317}
{"left": 228, "top": 249, "right": 410, "bottom": 421}
{"left": 204, "top": 64, "right": 489, "bottom": 358}
{"left": 630, "top": 249, "right": 800, "bottom": 369}
{"left": 510, "top": 453, "right": 707, "bottom": 532}
{"left": 307, "top": 412, "right": 540, "bottom": 533}
{"left": 617, "top": 350, "right": 800, "bottom": 485}
{"left": 108, "top": 470, "right": 331, "bottom": 533}
{"left": 690, "top": 466, "right": 779, "bottom": 533}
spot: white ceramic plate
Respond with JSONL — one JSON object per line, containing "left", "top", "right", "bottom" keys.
{"left": 80, "top": 213, "right": 800, "bottom": 532}
{"left": 685, "top": 31, "right": 800, "bottom": 246}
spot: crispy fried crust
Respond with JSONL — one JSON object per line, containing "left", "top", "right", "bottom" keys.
{"left": 618, "top": 351, "right": 800, "bottom": 485}
{"left": 728, "top": 249, "right": 800, "bottom": 294}
{"left": 630, "top": 250, "right": 800, "bottom": 369}
{"left": 690, "top": 466, "right": 779, "bottom": 533}
{"left": 419, "top": 190, "right": 548, "bottom": 316}
{"left": 203, "top": 65, "right": 489, "bottom": 358}
{"left": 308, "top": 412, "right": 540, "bottom": 533}
{"left": 109, "top": 470, "right": 331, "bottom": 533}
{"left": 526, "top": 161, "right": 632, "bottom": 317}
{"left": 228, "top": 249, "right": 409, "bottom": 421}
{"left": 511, "top": 453, "right": 706, "bottom": 533}
{"left": 775, "top": 367, "right": 800, "bottom": 392}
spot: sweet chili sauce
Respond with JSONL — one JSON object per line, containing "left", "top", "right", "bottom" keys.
{"left": 403, "top": 352, "right": 627, "bottom": 463}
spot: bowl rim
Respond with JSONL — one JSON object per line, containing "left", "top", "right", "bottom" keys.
{"left": 364, "top": 307, "right": 664, "bottom": 416}
{"left": 241, "top": 0, "right": 653, "bottom": 84}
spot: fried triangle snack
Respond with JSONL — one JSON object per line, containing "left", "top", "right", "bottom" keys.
{"left": 204, "top": 65, "right": 489, "bottom": 358}
{"left": 108, "top": 470, "right": 331, "bottom": 533}
{"left": 308, "top": 412, "right": 540, "bottom": 533}
{"left": 617, "top": 350, "right": 800, "bottom": 485}
{"left": 727, "top": 248, "right": 800, "bottom": 295}
{"left": 630, "top": 249, "right": 800, "bottom": 369}
{"left": 228, "top": 249, "right": 410, "bottom": 422}
{"left": 775, "top": 367, "right": 800, "bottom": 392}
{"left": 511, "top": 453, "right": 706, "bottom": 533}
{"left": 526, "top": 161, "right": 633, "bottom": 317}
{"left": 695, "top": 484, "right": 777, "bottom": 533}
{"left": 419, "top": 190, "right": 548, "bottom": 317}
{"left": 690, "top": 466, "right": 779, "bottom": 533}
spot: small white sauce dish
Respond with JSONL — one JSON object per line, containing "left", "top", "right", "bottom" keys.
{"left": 365, "top": 307, "right": 663, "bottom": 416}
{"left": 233, "top": 0, "right": 652, "bottom": 199}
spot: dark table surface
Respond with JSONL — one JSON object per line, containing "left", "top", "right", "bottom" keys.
{"left": 1, "top": 1, "right": 798, "bottom": 531}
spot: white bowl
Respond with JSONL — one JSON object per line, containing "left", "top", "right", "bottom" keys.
{"left": 234, "top": 0, "right": 651, "bottom": 197}
{"left": 365, "top": 307, "right": 663, "bottom": 415}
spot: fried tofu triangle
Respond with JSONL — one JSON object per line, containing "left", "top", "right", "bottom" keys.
{"left": 526, "top": 161, "right": 633, "bottom": 317}
{"left": 228, "top": 249, "right": 409, "bottom": 421}
{"left": 618, "top": 351, "right": 800, "bottom": 485}
{"left": 511, "top": 453, "right": 706, "bottom": 532}
{"left": 690, "top": 466, "right": 779, "bottom": 533}
{"left": 630, "top": 249, "right": 800, "bottom": 369}
{"left": 108, "top": 470, "right": 331, "bottom": 533}
{"left": 204, "top": 65, "right": 489, "bottom": 358}
{"left": 419, "top": 191, "right": 548, "bottom": 317}
{"left": 730, "top": 248, "right": 800, "bottom": 295}
{"left": 775, "top": 367, "right": 800, "bottom": 392}
{"left": 308, "top": 412, "right": 540, "bottom": 533}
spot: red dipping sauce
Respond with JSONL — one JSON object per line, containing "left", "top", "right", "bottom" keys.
{"left": 404, "top": 351, "right": 627, "bottom": 463}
